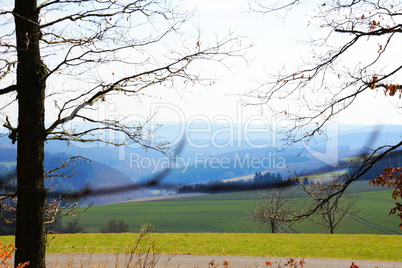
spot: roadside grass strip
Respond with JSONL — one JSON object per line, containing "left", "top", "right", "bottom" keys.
{"left": 1, "top": 233, "right": 400, "bottom": 262}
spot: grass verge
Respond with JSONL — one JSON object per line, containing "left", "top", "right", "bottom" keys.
{"left": 1, "top": 233, "right": 400, "bottom": 262}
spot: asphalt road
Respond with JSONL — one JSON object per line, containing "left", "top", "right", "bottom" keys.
{"left": 44, "top": 254, "right": 402, "bottom": 268}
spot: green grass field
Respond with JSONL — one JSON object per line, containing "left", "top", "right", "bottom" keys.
{"left": 63, "top": 181, "right": 402, "bottom": 235}
{"left": 0, "top": 181, "right": 400, "bottom": 262}
{"left": 1, "top": 233, "right": 401, "bottom": 261}
{"left": 301, "top": 169, "right": 348, "bottom": 179}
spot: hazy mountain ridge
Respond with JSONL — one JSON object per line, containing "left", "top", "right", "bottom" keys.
{"left": 1, "top": 123, "right": 401, "bottom": 204}
{"left": 0, "top": 150, "right": 153, "bottom": 205}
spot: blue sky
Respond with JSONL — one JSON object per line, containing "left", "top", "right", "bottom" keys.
{"left": 134, "top": 0, "right": 402, "bottom": 126}
{"left": 1, "top": 0, "right": 401, "bottom": 129}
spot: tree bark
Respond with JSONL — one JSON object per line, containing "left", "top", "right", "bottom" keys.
{"left": 14, "top": 0, "right": 47, "bottom": 267}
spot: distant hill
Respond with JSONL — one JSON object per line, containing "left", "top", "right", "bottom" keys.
{"left": 46, "top": 152, "right": 155, "bottom": 205}
{"left": 1, "top": 123, "right": 402, "bottom": 197}
{"left": 0, "top": 149, "right": 153, "bottom": 206}
{"left": 347, "top": 149, "right": 402, "bottom": 181}
{"left": 0, "top": 148, "right": 17, "bottom": 162}
{"left": 46, "top": 123, "right": 402, "bottom": 182}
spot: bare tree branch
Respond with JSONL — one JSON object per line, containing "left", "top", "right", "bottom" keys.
{"left": 247, "top": 1, "right": 402, "bottom": 140}
{"left": 301, "top": 180, "right": 359, "bottom": 233}
{"left": 246, "top": 0, "right": 402, "bottom": 224}
{"left": 0, "top": 85, "right": 17, "bottom": 95}
{"left": 249, "top": 0, "right": 302, "bottom": 14}
{"left": 1, "top": 0, "right": 248, "bottom": 265}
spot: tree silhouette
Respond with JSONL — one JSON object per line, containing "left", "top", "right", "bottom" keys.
{"left": 301, "top": 180, "right": 358, "bottom": 234}
{"left": 0, "top": 1, "right": 244, "bottom": 267}
{"left": 249, "top": 188, "right": 302, "bottom": 233}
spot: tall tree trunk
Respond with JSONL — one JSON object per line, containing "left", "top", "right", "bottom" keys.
{"left": 14, "top": 0, "right": 47, "bottom": 267}
{"left": 270, "top": 219, "right": 277, "bottom": 233}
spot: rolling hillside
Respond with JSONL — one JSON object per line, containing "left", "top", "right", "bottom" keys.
{"left": 62, "top": 181, "right": 401, "bottom": 235}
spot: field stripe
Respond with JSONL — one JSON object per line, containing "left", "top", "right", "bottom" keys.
{"left": 348, "top": 215, "right": 399, "bottom": 234}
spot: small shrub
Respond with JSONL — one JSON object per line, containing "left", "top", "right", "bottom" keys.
{"left": 123, "top": 223, "right": 161, "bottom": 268}
{"left": 62, "top": 218, "right": 86, "bottom": 233}
{"left": 100, "top": 219, "right": 129, "bottom": 233}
